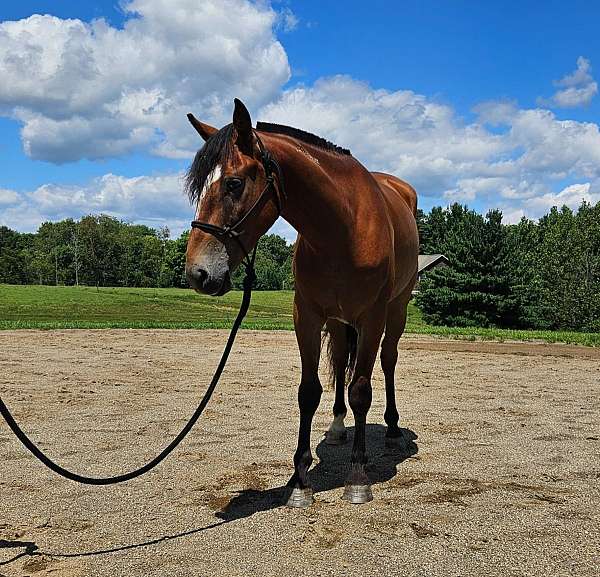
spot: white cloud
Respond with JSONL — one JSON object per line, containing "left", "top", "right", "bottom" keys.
{"left": 4, "top": 73, "right": 600, "bottom": 239}
{"left": 518, "top": 182, "right": 600, "bottom": 216}
{"left": 259, "top": 76, "right": 509, "bottom": 198}
{"left": 0, "top": 172, "right": 298, "bottom": 241}
{"left": 278, "top": 8, "right": 299, "bottom": 32}
{"left": 0, "top": 188, "right": 20, "bottom": 205}
{"left": 0, "top": 173, "right": 188, "bottom": 234}
{"left": 538, "top": 56, "right": 598, "bottom": 108}
{"left": 0, "top": 0, "right": 290, "bottom": 162}
{"left": 260, "top": 77, "right": 600, "bottom": 220}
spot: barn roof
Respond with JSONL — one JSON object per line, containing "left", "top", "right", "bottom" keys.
{"left": 418, "top": 254, "right": 449, "bottom": 273}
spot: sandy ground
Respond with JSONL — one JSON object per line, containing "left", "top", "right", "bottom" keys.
{"left": 0, "top": 330, "right": 599, "bottom": 577}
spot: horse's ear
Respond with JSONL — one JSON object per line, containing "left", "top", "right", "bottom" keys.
{"left": 187, "top": 113, "right": 217, "bottom": 142}
{"left": 233, "top": 98, "right": 253, "bottom": 154}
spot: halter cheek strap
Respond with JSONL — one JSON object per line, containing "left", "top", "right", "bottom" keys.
{"left": 190, "top": 131, "right": 286, "bottom": 272}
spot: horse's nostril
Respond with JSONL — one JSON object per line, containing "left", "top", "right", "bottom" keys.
{"left": 187, "top": 265, "right": 209, "bottom": 289}
{"left": 196, "top": 267, "right": 208, "bottom": 284}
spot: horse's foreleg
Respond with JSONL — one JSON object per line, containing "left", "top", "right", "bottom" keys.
{"left": 344, "top": 308, "right": 386, "bottom": 504}
{"left": 286, "top": 297, "right": 324, "bottom": 508}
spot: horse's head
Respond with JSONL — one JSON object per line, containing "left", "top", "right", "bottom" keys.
{"left": 184, "top": 99, "right": 280, "bottom": 295}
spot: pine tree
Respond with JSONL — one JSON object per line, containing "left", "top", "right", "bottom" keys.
{"left": 416, "top": 206, "right": 516, "bottom": 327}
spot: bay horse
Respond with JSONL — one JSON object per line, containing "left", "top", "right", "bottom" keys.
{"left": 185, "top": 99, "right": 419, "bottom": 507}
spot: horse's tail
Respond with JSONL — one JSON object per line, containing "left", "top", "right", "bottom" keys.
{"left": 344, "top": 325, "right": 359, "bottom": 384}
{"left": 323, "top": 321, "right": 358, "bottom": 388}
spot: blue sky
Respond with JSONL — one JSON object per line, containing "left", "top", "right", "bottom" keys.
{"left": 1, "top": 0, "right": 599, "bottom": 239}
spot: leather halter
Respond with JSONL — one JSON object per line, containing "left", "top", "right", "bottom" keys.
{"left": 190, "top": 131, "right": 286, "bottom": 271}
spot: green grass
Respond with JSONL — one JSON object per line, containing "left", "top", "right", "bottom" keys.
{"left": 405, "top": 325, "right": 600, "bottom": 347}
{"left": 1, "top": 284, "right": 598, "bottom": 346}
{"left": 0, "top": 284, "right": 295, "bottom": 329}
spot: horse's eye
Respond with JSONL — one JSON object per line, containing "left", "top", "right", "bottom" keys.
{"left": 225, "top": 178, "right": 244, "bottom": 194}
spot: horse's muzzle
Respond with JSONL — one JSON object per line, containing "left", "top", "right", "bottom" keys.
{"left": 187, "top": 265, "right": 232, "bottom": 296}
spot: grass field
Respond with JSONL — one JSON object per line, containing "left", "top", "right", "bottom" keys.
{"left": 1, "top": 284, "right": 598, "bottom": 346}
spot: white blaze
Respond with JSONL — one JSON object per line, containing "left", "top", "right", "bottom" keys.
{"left": 196, "top": 164, "right": 222, "bottom": 217}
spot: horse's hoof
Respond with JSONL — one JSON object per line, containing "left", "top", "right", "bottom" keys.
{"left": 342, "top": 484, "right": 373, "bottom": 504}
{"left": 286, "top": 487, "right": 314, "bottom": 508}
{"left": 324, "top": 430, "right": 348, "bottom": 445}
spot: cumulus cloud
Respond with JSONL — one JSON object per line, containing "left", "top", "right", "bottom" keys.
{"left": 0, "top": 188, "right": 20, "bottom": 205}
{"left": 260, "top": 76, "right": 600, "bottom": 221}
{"left": 0, "top": 173, "right": 193, "bottom": 235}
{"left": 538, "top": 56, "right": 598, "bottom": 108}
{"left": 0, "top": 171, "right": 298, "bottom": 241}
{"left": 0, "top": 172, "right": 302, "bottom": 241}
{"left": 518, "top": 182, "right": 600, "bottom": 215}
{"left": 0, "top": 0, "right": 290, "bottom": 162}
{"left": 259, "top": 76, "right": 509, "bottom": 198}
{"left": 4, "top": 73, "right": 600, "bottom": 239}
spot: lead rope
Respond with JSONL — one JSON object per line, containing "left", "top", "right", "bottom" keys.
{"left": 0, "top": 129, "right": 282, "bottom": 485}
{"left": 0, "top": 255, "right": 256, "bottom": 485}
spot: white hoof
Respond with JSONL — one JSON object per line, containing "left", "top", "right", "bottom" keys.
{"left": 342, "top": 484, "right": 373, "bottom": 504}
{"left": 286, "top": 487, "right": 314, "bottom": 508}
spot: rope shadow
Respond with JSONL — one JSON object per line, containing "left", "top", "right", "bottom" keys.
{"left": 0, "top": 539, "right": 38, "bottom": 566}
{"left": 217, "top": 424, "right": 418, "bottom": 521}
{"left": 0, "top": 521, "right": 227, "bottom": 567}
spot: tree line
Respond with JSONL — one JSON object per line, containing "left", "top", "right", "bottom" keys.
{"left": 0, "top": 215, "right": 294, "bottom": 290}
{"left": 1, "top": 200, "right": 599, "bottom": 332}
{"left": 416, "top": 201, "right": 600, "bottom": 332}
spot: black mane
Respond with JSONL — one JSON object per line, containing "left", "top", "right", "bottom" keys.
{"left": 185, "top": 121, "right": 351, "bottom": 204}
{"left": 256, "top": 122, "right": 351, "bottom": 156}
{"left": 185, "top": 123, "right": 235, "bottom": 204}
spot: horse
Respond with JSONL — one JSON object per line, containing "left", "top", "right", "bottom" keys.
{"left": 185, "top": 99, "right": 419, "bottom": 507}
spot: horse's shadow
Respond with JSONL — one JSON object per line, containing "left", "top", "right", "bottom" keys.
{"left": 0, "top": 426, "right": 417, "bottom": 566}
{"left": 217, "top": 424, "right": 418, "bottom": 521}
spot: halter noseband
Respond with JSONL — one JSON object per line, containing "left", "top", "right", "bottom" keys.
{"left": 190, "top": 131, "right": 286, "bottom": 274}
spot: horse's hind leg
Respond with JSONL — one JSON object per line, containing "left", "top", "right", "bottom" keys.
{"left": 324, "top": 319, "right": 354, "bottom": 445}
{"left": 286, "top": 295, "right": 324, "bottom": 508}
{"left": 344, "top": 307, "right": 387, "bottom": 504}
{"left": 381, "top": 287, "right": 413, "bottom": 443}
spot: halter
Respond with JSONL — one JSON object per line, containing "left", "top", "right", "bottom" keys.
{"left": 190, "top": 131, "right": 286, "bottom": 275}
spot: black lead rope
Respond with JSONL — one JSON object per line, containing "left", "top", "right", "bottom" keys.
{"left": 0, "top": 130, "right": 281, "bottom": 485}
{"left": 0, "top": 258, "right": 256, "bottom": 485}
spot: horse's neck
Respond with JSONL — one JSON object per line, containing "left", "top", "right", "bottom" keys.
{"left": 269, "top": 137, "right": 356, "bottom": 251}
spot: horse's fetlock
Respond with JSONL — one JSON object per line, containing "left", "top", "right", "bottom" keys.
{"left": 294, "top": 448, "right": 312, "bottom": 467}
{"left": 384, "top": 406, "right": 399, "bottom": 423}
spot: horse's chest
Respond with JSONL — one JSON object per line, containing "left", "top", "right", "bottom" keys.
{"left": 295, "top": 250, "right": 388, "bottom": 321}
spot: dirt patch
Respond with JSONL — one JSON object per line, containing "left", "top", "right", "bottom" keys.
{"left": 1, "top": 329, "right": 599, "bottom": 577}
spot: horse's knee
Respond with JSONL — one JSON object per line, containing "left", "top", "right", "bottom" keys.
{"left": 348, "top": 376, "right": 372, "bottom": 416}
